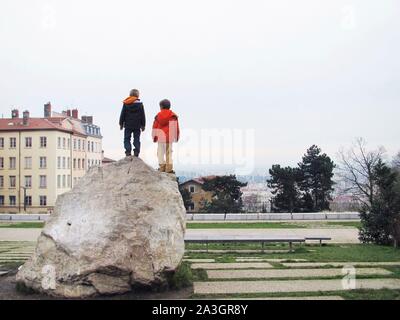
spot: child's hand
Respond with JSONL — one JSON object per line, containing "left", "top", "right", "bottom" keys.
{"left": 141, "top": 127, "right": 145, "bottom": 132}
{"left": 120, "top": 125, "right": 123, "bottom": 130}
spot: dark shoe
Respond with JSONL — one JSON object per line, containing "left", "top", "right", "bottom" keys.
{"left": 133, "top": 153, "right": 139, "bottom": 158}
{"left": 125, "top": 151, "right": 132, "bottom": 157}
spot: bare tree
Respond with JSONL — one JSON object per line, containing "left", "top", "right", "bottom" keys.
{"left": 337, "top": 138, "right": 385, "bottom": 208}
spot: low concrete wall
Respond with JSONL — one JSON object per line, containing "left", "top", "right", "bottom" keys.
{"left": 0, "top": 212, "right": 360, "bottom": 222}
{"left": 0, "top": 214, "right": 50, "bottom": 221}
{"left": 186, "top": 212, "right": 360, "bottom": 221}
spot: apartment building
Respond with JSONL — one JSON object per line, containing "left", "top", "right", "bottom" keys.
{"left": 0, "top": 103, "right": 102, "bottom": 214}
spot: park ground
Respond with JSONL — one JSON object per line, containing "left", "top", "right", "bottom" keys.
{"left": 1, "top": 220, "right": 400, "bottom": 300}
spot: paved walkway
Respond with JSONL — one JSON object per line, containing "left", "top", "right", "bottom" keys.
{"left": 187, "top": 228, "right": 359, "bottom": 243}
{"left": 0, "top": 227, "right": 358, "bottom": 243}
{"left": 194, "top": 279, "right": 400, "bottom": 294}
{"left": 0, "top": 229, "right": 41, "bottom": 242}
{"left": 282, "top": 262, "right": 400, "bottom": 268}
{"left": 207, "top": 268, "right": 392, "bottom": 279}
{"left": 191, "top": 262, "right": 273, "bottom": 270}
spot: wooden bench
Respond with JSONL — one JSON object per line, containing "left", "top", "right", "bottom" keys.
{"left": 185, "top": 235, "right": 306, "bottom": 253}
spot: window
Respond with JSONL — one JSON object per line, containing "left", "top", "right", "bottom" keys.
{"left": 9, "top": 196, "right": 16, "bottom": 206}
{"left": 91, "top": 142, "right": 94, "bottom": 153}
{"left": 73, "top": 139, "right": 76, "bottom": 150}
{"left": 0, "top": 157, "right": 3, "bottom": 169}
{"left": 58, "top": 137, "right": 61, "bottom": 148}
{"left": 9, "top": 157, "right": 16, "bottom": 169}
{"left": 0, "top": 176, "right": 3, "bottom": 188}
{"left": 67, "top": 175, "right": 71, "bottom": 188}
{"left": 82, "top": 141, "right": 85, "bottom": 151}
{"left": 67, "top": 138, "right": 70, "bottom": 149}
{"left": 57, "top": 157, "right": 61, "bottom": 169}
{"left": 40, "top": 157, "right": 47, "bottom": 169}
{"left": 189, "top": 185, "right": 195, "bottom": 193}
{"left": 78, "top": 139, "right": 81, "bottom": 150}
{"left": 39, "top": 175, "right": 47, "bottom": 188}
{"left": 88, "top": 159, "right": 90, "bottom": 168}
{"left": 25, "top": 176, "right": 32, "bottom": 188}
{"left": 67, "top": 157, "right": 70, "bottom": 169}
{"left": 63, "top": 138, "right": 66, "bottom": 149}
{"left": 25, "top": 137, "right": 32, "bottom": 148}
{"left": 78, "top": 159, "right": 81, "bottom": 170}
{"left": 25, "top": 196, "right": 32, "bottom": 206}
{"left": 88, "top": 141, "right": 90, "bottom": 152}
{"left": 9, "top": 176, "right": 16, "bottom": 188}
{"left": 40, "top": 136, "right": 47, "bottom": 148}
{"left": 40, "top": 196, "right": 47, "bottom": 206}
{"left": 82, "top": 159, "right": 85, "bottom": 170}
{"left": 57, "top": 175, "right": 61, "bottom": 188}
{"left": 0, "top": 196, "right": 4, "bottom": 206}
{"left": 62, "top": 175, "right": 66, "bottom": 188}
{"left": 10, "top": 137, "right": 16, "bottom": 148}
{"left": 24, "top": 157, "right": 32, "bottom": 169}
{"left": 0, "top": 137, "right": 4, "bottom": 148}
{"left": 73, "top": 159, "right": 76, "bottom": 169}
{"left": 62, "top": 157, "right": 66, "bottom": 169}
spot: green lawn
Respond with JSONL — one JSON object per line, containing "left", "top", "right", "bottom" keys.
{"left": 187, "top": 221, "right": 361, "bottom": 229}
{"left": 0, "top": 222, "right": 45, "bottom": 229}
{"left": 185, "top": 244, "right": 400, "bottom": 263}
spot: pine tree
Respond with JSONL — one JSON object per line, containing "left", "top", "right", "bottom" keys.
{"left": 267, "top": 165, "right": 301, "bottom": 213}
{"left": 298, "top": 145, "right": 335, "bottom": 212}
{"left": 359, "top": 160, "right": 400, "bottom": 247}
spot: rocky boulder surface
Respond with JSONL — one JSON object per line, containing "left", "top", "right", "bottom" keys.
{"left": 16, "top": 157, "right": 186, "bottom": 298}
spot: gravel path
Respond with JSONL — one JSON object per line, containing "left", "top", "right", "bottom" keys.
{"left": 207, "top": 268, "right": 392, "bottom": 279}
{"left": 194, "top": 278, "right": 400, "bottom": 294}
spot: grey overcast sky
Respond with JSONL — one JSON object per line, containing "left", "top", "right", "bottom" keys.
{"left": 1, "top": 0, "right": 399, "bottom": 173}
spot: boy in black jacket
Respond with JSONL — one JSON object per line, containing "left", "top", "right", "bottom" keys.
{"left": 119, "top": 89, "right": 146, "bottom": 157}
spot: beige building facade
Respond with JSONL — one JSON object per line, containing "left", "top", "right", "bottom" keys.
{"left": 0, "top": 104, "right": 102, "bottom": 214}
{"left": 180, "top": 177, "right": 214, "bottom": 212}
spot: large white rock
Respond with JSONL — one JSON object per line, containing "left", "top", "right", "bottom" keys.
{"left": 16, "top": 157, "right": 186, "bottom": 298}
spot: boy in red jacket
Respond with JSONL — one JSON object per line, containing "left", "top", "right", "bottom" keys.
{"left": 152, "top": 99, "right": 180, "bottom": 173}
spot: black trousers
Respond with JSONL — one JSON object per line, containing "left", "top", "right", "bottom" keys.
{"left": 124, "top": 128, "right": 141, "bottom": 156}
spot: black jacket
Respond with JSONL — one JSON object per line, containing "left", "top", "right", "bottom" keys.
{"left": 119, "top": 99, "right": 146, "bottom": 130}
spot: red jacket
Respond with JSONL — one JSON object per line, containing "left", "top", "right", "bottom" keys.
{"left": 152, "top": 109, "right": 180, "bottom": 143}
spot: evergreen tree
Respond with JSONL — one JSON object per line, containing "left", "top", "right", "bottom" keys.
{"left": 298, "top": 145, "right": 335, "bottom": 212}
{"left": 201, "top": 175, "right": 247, "bottom": 213}
{"left": 267, "top": 165, "right": 301, "bottom": 213}
{"left": 359, "top": 160, "right": 400, "bottom": 247}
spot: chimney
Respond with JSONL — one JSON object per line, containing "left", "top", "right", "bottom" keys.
{"left": 72, "top": 109, "right": 78, "bottom": 119}
{"left": 67, "top": 110, "right": 72, "bottom": 117}
{"left": 23, "top": 110, "right": 30, "bottom": 126}
{"left": 44, "top": 102, "right": 52, "bottom": 118}
{"left": 86, "top": 116, "right": 93, "bottom": 124}
{"left": 11, "top": 109, "right": 19, "bottom": 119}
{"left": 81, "top": 116, "right": 87, "bottom": 123}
